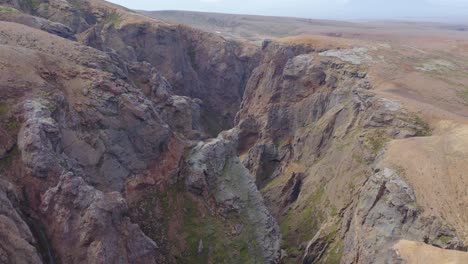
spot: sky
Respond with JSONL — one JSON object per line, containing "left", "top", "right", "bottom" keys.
{"left": 108, "top": 0, "right": 468, "bottom": 21}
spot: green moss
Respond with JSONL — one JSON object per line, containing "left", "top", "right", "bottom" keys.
{"left": 0, "top": 5, "right": 19, "bottom": 13}
{"left": 320, "top": 241, "right": 343, "bottom": 264}
{"left": 103, "top": 11, "right": 123, "bottom": 28}
{"left": 280, "top": 185, "right": 327, "bottom": 255}
{"left": 19, "top": 0, "right": 40, "bottom": 11}
{"left": 6, "top": 119, "right": 18, "bottom": 134}
{"left": 262, "top": 162, "right": 298, "bottom": 192}
{"left": 68, "top": 0, "right": 82, "bottom": 10}
{"left": 130, "top": 184, "right": 260, "bottom": 264}
{"left": 179, "top": 198, "right": 260, "bottom": 263}
{"left": 0, "top": 146, "right": 19, "bottom": 172}
{"left": 367, "top": 130, "right": 387, "bottom": 154}
{"left": 38, "top": 90, "right": 53, "bottom": 98}
{"left": 437, "top": 235, "right": 453, "bottom": 244}
{"left": 0, "top": 102, "right": 8, "bottom": 117}
{"left": 314, "top": 222, "right": 342, "bottom": 264}
{"left": 413, "top": 115, "right": 432, "bottom": 137}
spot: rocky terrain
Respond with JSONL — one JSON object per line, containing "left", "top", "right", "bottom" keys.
{"left": 0, "top": 0, "right": 467, "bottom": 263}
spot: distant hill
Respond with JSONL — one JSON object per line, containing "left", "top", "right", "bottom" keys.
{"left": 140, "top": 10, "right": 468, "bottom": 43}
{"left": 139, "top": 10, "right": 364, "bottom": 42}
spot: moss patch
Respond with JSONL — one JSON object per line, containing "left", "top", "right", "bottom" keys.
{"left": 366, "top": 129, "right": 388, "bottom": 154}
{"left": 0, "top": 102, "right": 8, "bottom": 117}
{"left": 413, "top": 115, "right": 432, "bottom": 137}
{"left": 436, "top": 235, "right": 454, "bottom": 244}
{"left": 0, "top": 5, "right": 19, "bottom": 13}
{"left": 103, "top": 11, "right": 123, "bottom": 28}
{"left": 0, "top": 146, "right": 19, "bottom": 172}
{"left": 5, "top": 119, "right": 19, "bottom": 134}
{"left": 130, "top": 184, "right": 260, "bottom": 264}
{"left": 318, "top": 240, "right": 343, "bottom": 264}
{"left": 19, "top": 0, "right": 40, "bottom": 11}
{"left": 179, "top": 201, "right": 260, "bottom": 264}
{"left": 280, "top": 185, "right": 327, "bottom": 259}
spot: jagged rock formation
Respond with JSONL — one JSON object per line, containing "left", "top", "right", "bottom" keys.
{"left": 233, "top": 40, "right": 467, "bottom": 263}
{"left": 0, "top": 179, "right": 43, "bottom": 263}
{"left": 40, "top": 172, "right": 160, "bottom": 264}
{"left": 0, "top": 0, "right": 467, "bottom": 263}
{"left": 184, "top": 129, "right": 281, "bottom": 262}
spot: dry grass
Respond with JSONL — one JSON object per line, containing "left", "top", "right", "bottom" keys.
{"left": 394, "top": 240, "right": 468, "bottom": 264}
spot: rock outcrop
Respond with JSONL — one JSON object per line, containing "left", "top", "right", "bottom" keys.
{"left": 341, "top": 167, "right": 464, "bottom": 264}
{"left": 0, "top": 179, "right": 42, "bottom": 264}
{"left": 184, "top": 129, "right": 282, "bottom": 262}
{"left": 40, "top": 172, "right": 160, "bottom": 264}
{"left": 0, "top": 0, "right": 466, "bottom": 263}
{"left": 233, "top": 40, "right": 466, "bottom": 263}
{"left": 0, "top": 1, "right": 272, "bottom": 263}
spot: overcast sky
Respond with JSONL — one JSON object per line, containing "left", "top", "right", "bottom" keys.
{"left": 108, "top": 0, "right": 468, "bottom": 21}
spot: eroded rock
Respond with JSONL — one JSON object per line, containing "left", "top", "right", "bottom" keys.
{"left": 0, "top": 179, "right": 43, "bottom": 264}
{"left": 342, "top": 167, "right": 464, "bottom": 263}
{"left": 184, "top": 129, "right": 282, "bottom": 262}
{"left": 40, "top": 172, "right": 160, "bottom": 264}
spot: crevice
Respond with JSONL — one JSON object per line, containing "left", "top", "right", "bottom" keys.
{"left": 21, "top": 209, "right": 55, "bottom": 264}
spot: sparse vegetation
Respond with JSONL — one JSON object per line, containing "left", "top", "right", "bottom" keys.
{"left": 103, "top": 11, "right": 123, "bottom": 28}
{"left": 367, "top": 130, "right": 388, "bottom": 154}
{"left": 0, "top": 102, "right": 8, "bottom": 117}
{"left": 437, "top": 235, "right": 454, "bottom": 244}
{"left": 320, "top": 241, "right": 343, "bottom": 264}
{"left": 280, "top": 184, "right": 328, "bottom": 260}
{"left": 6, "top": 119, "right": 19, "bottom": 134}
{"left": 407, "top": 201, "right": 425, "bottom": 213}
{"left": 180, "top": 200, "right": 260, "bottom": 264}
{"left": 38, "top": 90, "right": 53, "bottom": 98}
{"left": 0, "top": 5, "right": 19, "bottom": 13}
{"left": 0, "top": 146, "right": 19, "bottom": 172}
{"left": 456, "top": 86, "right": 468, "bottom": 105}
{"left": 413, "top": 115, "right": 432, "bottom": 137}
{"left": 19, "top": 0, "right": 40, "bottom": 11}
{"left": 130, "top": 184, "right": 260, "bottom": 264}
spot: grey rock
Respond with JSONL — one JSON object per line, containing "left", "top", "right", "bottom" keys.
{"left": 40, "top": 172, "right": 159, "bottom": 264}
{"left": 17, "top": 100, "right": 61, "bottom": 178}
{"left": 342, "top": 167, "right": 465, "bottom": 264}
{"left": 0, "top": 12, "right": 75, "bottom": 39}
{"left": 184, "top": 129, "right": 282, "bottom": 263}
{"left": 62, "top": 129, "right": 105, "bottom": 166}
{"left": 0, "top": 179, "right": 43, "bottom": 264}
{"left": 283, "top": 54, "right": 315, "bottom": 78}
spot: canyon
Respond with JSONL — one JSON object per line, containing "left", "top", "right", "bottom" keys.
{"left": 0, "top": 0, "right": 467, "bottom": 263}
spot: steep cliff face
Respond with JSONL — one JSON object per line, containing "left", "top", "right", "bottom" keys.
{"left": 0, "top": 1, "right": 467, "bottom": 264}
{"left": 77, "top": 7, "right": 257, "bottom": 132}
{"left": 0, "top": 1, "right": 277, "bottom": 263}
{"left": 234, "top": 40, "right": 466, "bottom": 263}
